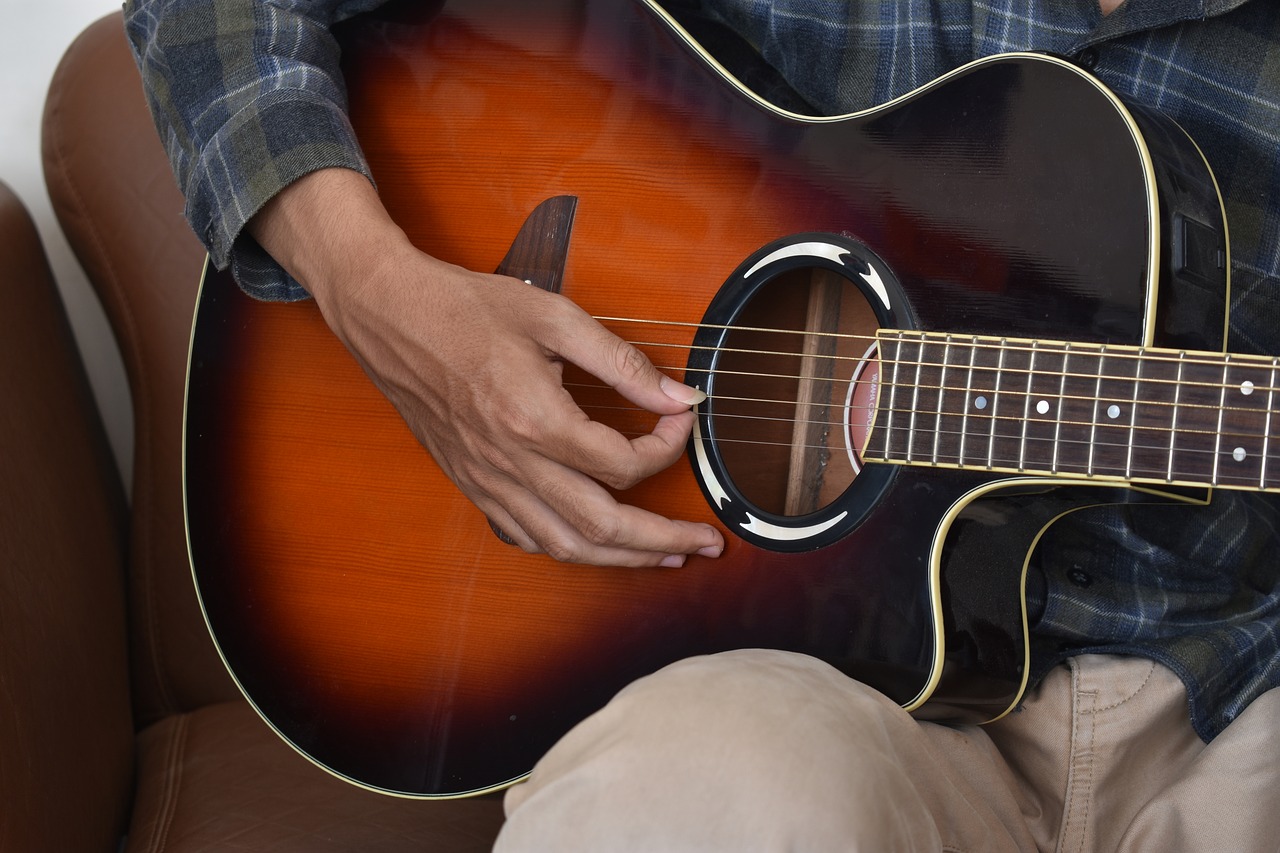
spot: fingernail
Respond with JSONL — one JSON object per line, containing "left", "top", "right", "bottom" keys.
{"left": 660, "top": 554, "right": 686, "bottom": 568}
{"left": 697, "top": 545, "right": 723, "bottom": 559}
{"left": 661, "top": 376, "right": 707, "bottom": 406}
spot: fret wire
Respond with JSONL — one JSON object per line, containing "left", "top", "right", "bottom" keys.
{"left": 987, "top": 339, "right": 1008, "bottom": 470}
{"left": 1213, "top": 355, "right": 1230, "bottom": 486}
{"left": 1126, "top": 347, "right": 1144, "bottom": 480}
{"left": 905, "top": 333, "right": 924, "bottom": 462}
{"left": 1053, "top": 343, "right": 1070, "bottom": 475}
{"left": 960, "top": 336, "right": 978, "bottom": 467}
{"left": 886, "top": 333, "right": 904, "bottom": 459}
{"left": 1168, "top": 352, "right": 1186, "bottom": 482}
{"left": 1019, "top": 341, "right": 1038, "bottom": 472}
{"left": 1264, "top": 358, "right": 1278, "bottom": 489}
{"left": 1089, "top": 345, "right": 1105, "bottom": 476}
{"left": 932, "top": 335, "right": 950, "bottom": 465}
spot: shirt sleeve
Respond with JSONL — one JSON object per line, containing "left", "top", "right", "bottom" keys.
{"left": 123, "top": 0, "right": 390, "bottom": 300}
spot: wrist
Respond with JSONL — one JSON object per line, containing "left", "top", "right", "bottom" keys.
{"left": 247, "top": 167, "right": 415, "bottom": 308}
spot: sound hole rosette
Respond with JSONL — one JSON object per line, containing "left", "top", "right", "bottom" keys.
{"left": 683, "top": 233, "right": 914, "bottom": 552}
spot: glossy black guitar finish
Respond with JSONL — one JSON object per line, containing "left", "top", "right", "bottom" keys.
{"left": 184, "top": 0, "right": 1228, "bottom": 797}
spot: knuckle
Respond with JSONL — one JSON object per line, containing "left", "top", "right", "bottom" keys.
{"left": 578, "top": 511, "right": 623, "bottom": 548}
{"left": 611, "top": 338, "right": 652, "bottom": 382}
{"left": 541, "top": 536, "right": 581, "bottom": 564}
{"left": 448, "top": 435, "right": 507, "bottom": 478}
{"left": 471, "top": 440, "right": 513, "bottom": 474}
{"left": 599, "top": 457, "right": 643, "bottom": 491}
{"left": 501, "top": 409, "right": 545, "bottom": 447}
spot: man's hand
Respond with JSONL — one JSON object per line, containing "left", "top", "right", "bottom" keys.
{"left": 249, "top": 169, "right": 724, "bottom": 567}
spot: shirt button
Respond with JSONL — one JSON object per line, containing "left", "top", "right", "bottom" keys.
{"left": 1075, "top": 48, "right": 1100, "bottom": 70}
{"left": 1068, "top": 568, "right": 1093, "bottom": 588}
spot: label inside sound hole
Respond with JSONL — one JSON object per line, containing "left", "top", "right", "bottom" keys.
{"left": 844, "top": 341, "right": 881, "bottom": 476}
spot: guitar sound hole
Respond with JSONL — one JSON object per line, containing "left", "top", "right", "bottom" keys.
{"left": 711, "top": 265, "right": 881, "bottom": 517}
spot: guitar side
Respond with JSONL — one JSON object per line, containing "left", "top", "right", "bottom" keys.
{"left": 184, "top": 0, "right": 1228, "bottom": 797}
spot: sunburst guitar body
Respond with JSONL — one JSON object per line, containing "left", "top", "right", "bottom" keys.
{"left": 184, "top": 0, "right": 1250, "bottom": 798}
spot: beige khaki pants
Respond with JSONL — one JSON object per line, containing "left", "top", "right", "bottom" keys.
{"left": 495, "top": 651, "right": 1280, "bottom": 851}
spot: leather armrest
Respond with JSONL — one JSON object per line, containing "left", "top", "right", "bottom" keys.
{"left": 0, "top": 179, "right": 134, "bottom": 851}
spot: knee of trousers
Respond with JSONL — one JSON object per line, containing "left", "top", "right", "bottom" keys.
{"left": 499, "top": 648, "right": 942, "bottom": 851}
{"left": 623, "top": 648, "right": 901, "bottom": 709}
{"left": 606, "top": 648, "right": 918, "bottom": 760}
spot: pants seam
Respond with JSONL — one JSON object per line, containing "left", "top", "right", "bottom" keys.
{"left": 1058, "top": 661, "right": 1097, "bottom": 853}
{"left": 1083, "top": 659, "right": 1157, "bottom": 714}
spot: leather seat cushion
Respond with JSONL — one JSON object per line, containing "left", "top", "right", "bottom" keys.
{"left": 125, "top": 701, "right": 506, "bottom": 852}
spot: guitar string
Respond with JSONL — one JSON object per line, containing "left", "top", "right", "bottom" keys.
{"left": 596, "top": 316, "right": 1280, "bottom": 398}
{"left": 570, "top": 379, "right": 1276, "bottom": 449}
{"left": 564, "top": 348, "right": 1280, "bottom": 460}
{"left": 567, "top": 353, "right": 1280, "bottom": 442}
{"left": 574, "top": 395, "right": 1280, "bottom": 468}
{"left": 633, "top": 355, "right": 1278, "bottom": 424}
{"left": 578, "top": 407, "right": 1280, "bottom": 483}
{"left": 582, "top": 418, "right": 1279, "bottom": 485}
{"left": 600, "top": 315, "right": 1280, "bottom": 384}
{"left": 622, "top": 337, "right": 1280, "bottom": 404}
{"left": 593, "top": 330, "right": 1280, "bottom": 421}
{"left": 561, "top": 321, "right": 1280, "bottom": 468}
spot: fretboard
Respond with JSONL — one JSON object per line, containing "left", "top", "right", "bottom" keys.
{"left": 861, "top": 330, "right": 1280, "bottom": 493}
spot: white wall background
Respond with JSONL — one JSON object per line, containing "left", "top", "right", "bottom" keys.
{"left": 2, "top": 0, "right": 134, "bottom": 490}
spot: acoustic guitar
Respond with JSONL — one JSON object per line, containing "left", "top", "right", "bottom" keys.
{"left": 184, "top": 0, "right": 1255, "bottom": 798}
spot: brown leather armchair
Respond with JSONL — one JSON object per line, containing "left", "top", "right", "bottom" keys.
{"left": 0, "top": 11, "right": 505, "bottom": 850}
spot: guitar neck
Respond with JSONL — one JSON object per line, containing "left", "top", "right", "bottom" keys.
{"left": 862, "top": 330, "right": 1280, "bottom": 493}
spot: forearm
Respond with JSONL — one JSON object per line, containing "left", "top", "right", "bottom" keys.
{"left": 123, "top": 0, "right": 388, "bottom": 299}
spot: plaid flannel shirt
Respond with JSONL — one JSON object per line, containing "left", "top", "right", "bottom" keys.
{"left": 125, "top": 0, "right": 1280, "bottom": 741}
